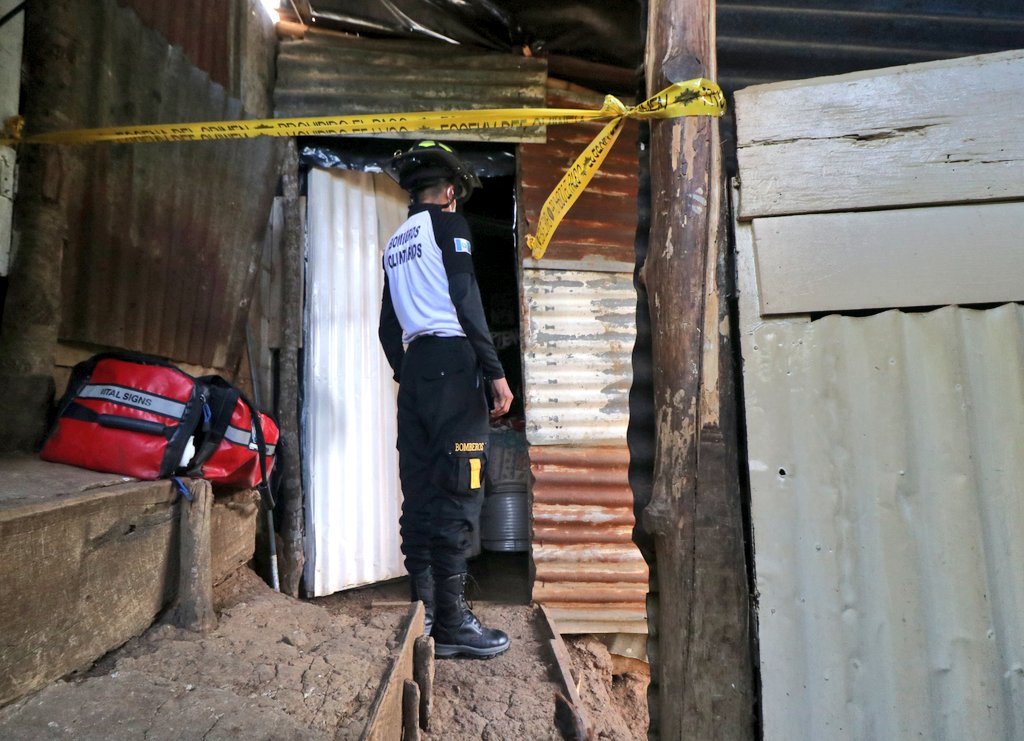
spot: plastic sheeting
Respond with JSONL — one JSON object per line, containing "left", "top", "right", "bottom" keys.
{"left": 302, "top": 168, "right": 409, "bottom": 596}
{"left": 304, "top": 0, "right": 642, "bottom": 69}
{"left": 300, "top": 139, "right": 516, "bottom": 178}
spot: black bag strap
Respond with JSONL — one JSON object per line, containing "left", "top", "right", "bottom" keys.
{"left": 193, "top": 375, "right": 276, "bottom": 509}
{"left": 248, "top": 399, "right": 275, "bottom": 510}
{"left": 185, "top": 377, "right": 240, "bottom": 474}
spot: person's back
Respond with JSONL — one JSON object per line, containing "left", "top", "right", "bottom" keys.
{"left": 378, "top": 141, "right": 512, "bottom": 658}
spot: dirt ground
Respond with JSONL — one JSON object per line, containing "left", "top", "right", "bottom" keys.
{"left": 0, "top": 569, "right": 404, "bottom": 740}
{"left": 0, "top": 567, "right": 649, "bottom": 739}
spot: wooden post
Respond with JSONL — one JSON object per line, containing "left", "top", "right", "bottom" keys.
{"left": 413, "top": 636, "right": 435, "bottom": 730}
{"left": 402, "top": 680, "right": 421, "bottom": 741}
{"left": 638, "top": 0, "right": 754, "bottom": 738}
{"left": 278, "top": 139, "right": 306, "bottom": 596}
{"left": 168, "top": 479, "right": 217, "bottom": 633}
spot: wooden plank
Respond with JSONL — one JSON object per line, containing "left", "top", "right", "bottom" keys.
{"left": 751, "top": 201, "right": 1024, "bottom": 315}
{"left": 0, "top": 479, "right": 178, "bottom": 706}
{"left": 539, "top": 607, "right": 582, "bottom": 699}
{"left": 210, "top": 489, "right": 259, "bottom": 585}
{"left": 360, "top": 602, "right": 425, "bottom": 741}
{"left": 735, "top": 49, "right": 1024, "bottom": 219}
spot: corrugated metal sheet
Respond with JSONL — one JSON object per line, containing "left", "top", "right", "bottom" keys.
{"left": 520, "top": 268, "right": 635, "bottom": 447}
{"left": 119, "top": 0, "right": 232, "bottom": 89}
{"left": 56, "top": 0, "right": 279, "bottom": 369}
{"left": 274, "top": 31, "right": 548, "bottom": 143}
{"left": 0, "top": 0, "right": 20, "bottom": 278}
{"left": 531, "top": 446, "right": 648, "bottom": 634}
{"left": 718, "top": 0, "right": 1024, "bottom": 91}
{"left": 737, "top": 222, "right": 1024, "bottom": 738}
{"left": 520, "top": 82, "right": 640, "bottom": 267}
{"left": 302, "top": 168, "right": 408, "bottom": 596}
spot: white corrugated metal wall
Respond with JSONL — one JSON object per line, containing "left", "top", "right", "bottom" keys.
{"left": 734, "top": 51, "right": 1024, "bottom": 740}
{"left": 303, "top": 168, "right": 409, "bottom": 596}
{"left": 737, "top": 295, "right": 1024, "bottom": 738}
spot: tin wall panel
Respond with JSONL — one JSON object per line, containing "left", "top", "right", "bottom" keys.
{"left": 0, "top": 0, "right": 21, "bottom": 278}
{"left": 736, "top": 222, "right": 1024, "bottom": 739}
{"left": 520, "top": 268, "right": 636, "bottom": 447}
{"left": 275, "top": 32, "right": 548, "bottom": 143}
{"left": 302, "top": 168, "right": 409, "bottom": 596}
{"left": 519, "top": 82, "right": 640, "bottom": 267}
{"left": 531, "top": 446, "right": 648, "bottom": 634}
{"left": 56, "top": 0, "right": 279, "bottom": 369}
{"left": 120, "top": 0, "right": 232, "bottom": 89}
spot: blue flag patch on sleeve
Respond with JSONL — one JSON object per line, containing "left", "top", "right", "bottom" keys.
{"left": 454, "top": 238, "right": 472, "bottom": 254}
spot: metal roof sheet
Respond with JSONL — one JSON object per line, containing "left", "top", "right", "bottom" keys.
{"left": 274, "top": 32, "right": 548, "bottom": 143}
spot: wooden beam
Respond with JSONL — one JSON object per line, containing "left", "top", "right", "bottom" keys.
{"left": 167, "top": 479, "right": 217, "bottom": 633}
{"left": 361, "top": 602, "right": 425, "bottom": 741}
{"left": 0, "top": 477, "right": 179, "bottom": 706}
{"left": 278, "top": 140, "right": 305, "bottom": 596}
{"left": 638, "top": 0, "right": 754, "bottom": 737}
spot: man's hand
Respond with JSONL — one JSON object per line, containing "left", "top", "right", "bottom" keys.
{"left": 489, "top": 377, "right": 513, "bottom": 419}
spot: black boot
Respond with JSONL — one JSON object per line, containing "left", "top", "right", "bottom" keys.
{"left": 432, "top": 573, "right": 510, "bottom": 658}
{"left": 409, "top": 568, "right": 435, "bottom": 636}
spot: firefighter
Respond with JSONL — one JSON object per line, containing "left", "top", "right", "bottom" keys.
{"left": 379, "top": 140, "right": 513, "bottom": 658}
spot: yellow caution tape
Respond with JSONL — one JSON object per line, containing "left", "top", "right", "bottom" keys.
{"left": 1, "top": 78, "right": 725, "bottom": 259}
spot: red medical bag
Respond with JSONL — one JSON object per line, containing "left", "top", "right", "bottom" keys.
{"left": 186, "top": 375, "right": 278, "bottom": 489}
{"left": 40, "top": 353, "right": 205, "bottom": 480}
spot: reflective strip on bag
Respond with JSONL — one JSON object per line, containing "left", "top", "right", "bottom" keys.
{"left": 224, "top": 424, "right": 251, "bottom": 447}
{"left": 77, "top": 383, "right": 188, "bottom": 419}
{"left": 223, "top": 423, "right": 276, "bottom": 458}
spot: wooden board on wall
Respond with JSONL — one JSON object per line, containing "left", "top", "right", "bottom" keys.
{"left": 0, "top": 455, "right": 261, "bottom": 706}
{"left": 0, "top": 472, "right": 179, "bottom": 706}
{"left": 735, "top": 49, "right": 1024, "bottom": 220}
{"left": 751, "top": 201, "right": 1024, "bottom": 315}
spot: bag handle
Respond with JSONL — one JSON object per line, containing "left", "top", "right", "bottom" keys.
{"left": 63, "top": 401, "right": 171, "bottom": 438}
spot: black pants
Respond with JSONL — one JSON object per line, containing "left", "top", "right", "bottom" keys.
{"left": 397, "top": 336, "right": 489, "bottom": 578}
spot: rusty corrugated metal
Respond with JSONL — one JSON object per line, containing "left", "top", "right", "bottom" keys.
{"left": 274, "top": 31, "right": 548, "bottom": 143}
{"left": 520, "top": 81, "right": 639, "bottom": 266}
{"left": 531, "top": 446, "right": 648, "bottom": 634}
{"left": 119, "top": 0, "right": 231, "bottom": 89}
{"left": 520, "top": 268, "right": 635, "bottom": 447}
{"left": 56, "top": 0, "right": 279, "bottom": 369}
